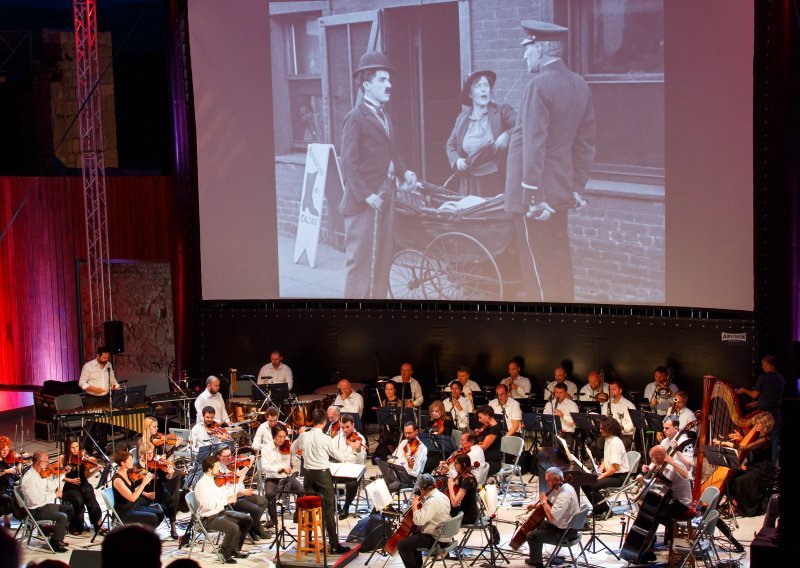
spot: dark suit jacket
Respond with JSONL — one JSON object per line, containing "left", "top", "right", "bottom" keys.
{"left": 504, "top": 59, "right": 596, "bottom": 214}
{"left": 445, "top": 102, "right": 517, "bottom": 168}
{"left": 339, "top": 102, "right": 407, "bottom": 216}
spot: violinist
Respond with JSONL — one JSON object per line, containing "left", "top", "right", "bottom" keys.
{"left": 581, "top": 417, "right": 630, "bottom": 519}
{"left": 391, "top": 422, "right": 427, "bottom": 487}
{"left": 216, "top": 447, "right": 270, "bottom": 541}
{"left": 437, "top": 431, "right": 484, "bottom": 479}
{"left": 427, "top": 400, "right": 454, "bottom": 438}
{"left": 60, "top": 438, "right": 104, "bottom": 537}
{"left": 137, "top": 442, "right": 183, "bottom": 539}
{"left": 325, "top": 406, "right": 342, "bottom": 438}
{"left": 251, "top": 408, "right": 282, "bottom": 450}
{"left": 396, "top": 473, "right": 451, "bottom": 568}
{"left": 194, "top": 454, "right": 252, "bottom": 563}
{"left": 442, "top": 380, "right": 472, "bottom": 430}
{"left": 111, "top": 450, "right": 163, "bottom": 529}
{"left": 141, "top": 416, "right": 185, "bottom": 457}
{"left": 524, "top": 467, "right": 578, "bottom": 568}
{"left": 333, "top": 414, "right": 367, "bottom": 520}
{"left": 476, "top": 405, "right": 503, "bottom": 476}
{"left": 422, "top": 401, "right": 454, "bottom": 473}
{"left": 190, "top": 406, "right": 232, "bottom": 453}
{"left": 0, "top": 436, "right": 22, "bottom": 529}
{"left": 20, "top": 451, "right": 74, "bottom": 553}
{"left": 262, "top": 424, "right": 304, "bottom": 528}
{"left": 724, "top": 411, "right": 776, "bottom": 517}
{"left": 446, "top": 454, "right": 479, "bottom": 524}
{"left": 635, "top": 445, "right": 691, "bottom": 559}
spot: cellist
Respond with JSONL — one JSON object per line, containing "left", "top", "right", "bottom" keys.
{"left": 524, "top": 466, "right": 579, "bottom": 568}
{"left": 396, "top": 473, "right": 452, "bottom": 568}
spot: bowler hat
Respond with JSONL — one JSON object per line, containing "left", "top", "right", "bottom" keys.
{"left": 520, "top": 20, "right": 568, "bottom": 46}
{"left": 352, "top": 51, "right": 395, "bottom": 79}
{"left": 460, "top": 70, "right": 496, "bottom": 107}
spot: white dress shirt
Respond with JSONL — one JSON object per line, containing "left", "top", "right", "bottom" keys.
{"left": 333, "top": 431, "right": 367, "bottom": 465}
{"left": 542, "top": 398, "right": 579, "bottom": 433}
{"left": 194, "top": 473, "right": 228, "bottom": 518}
{"left": 413, "top": 489, "right": 452, "bottom": 537}
{"left": 489, "top": 397, "right": 523, "bottom": 426}
{"left": 549, "top": 482, "right": 580, "bottom": 529}
{"left": 251, "top": 421, "right": 273, "bottom": 451}
{"left": 602, "top": 396, "right": 636, "bottom": 436}
{"left": 544, "top": 380, "right": 578, "bottom": 400}
{"left": 644, "top": 381, "right": 679, "bottom": 415}
{"left": 578, "top": 382, "right": 610, "bottom": 401}
{"left": 446, "top": 445, "right": 485, "bottom": 478}
{"left": 20, "top": 468, "right": 59, "bottom": 510}
{"left": 676, "top": 406, "right": 696, "bottom": 431}
{"left": 393, "top": 438, "right": 427, "bottom": 477}
{"left": 391, "top": 377, "right": 424, "bottom": 407}
{"left": 260, "top": 439, "right": 292, "bottom": 478}
{"left": 501, "top": 375, "right": 532, "bottom": 398}
{"left": 190, "top": 422, "right": 226, "bottom": 452}
{"left": 659, "top": 432, "right": 694, "bottom": 475}
{"left": 602, "top": 436, "right": 630, "bottom": 474}
{"left": 661, "top": 463, "right": 692, "bottom": 506}
{"left": 79, "top": 359, "right": 118, "bottom": 393}
{"left": 443, "top": 396, "right": 472, "bottom": 430}
{"left": 294, "top": 427, "right": 349, "bottom": 471}
{"left": 257, "top": 362, "right": 293, "bottom": 390}
{"left": 333, "top": 392, "right": 364, "bottom": 416}
{"left": 194, "top": 389, "right": 229, "bottom": 424}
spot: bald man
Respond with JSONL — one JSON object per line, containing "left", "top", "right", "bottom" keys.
{"left": 332, "top": 379, "right": 364, "bottom": 416}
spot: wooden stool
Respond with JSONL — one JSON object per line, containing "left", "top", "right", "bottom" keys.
{"left": 669, "top": 511, "right": 697, "bottom": 566}
{"left": 296, "top": 495, "right": 324, "bottom": 561}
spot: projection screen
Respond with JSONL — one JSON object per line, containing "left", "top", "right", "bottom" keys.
{"left": 189, "top": 0, "right": 753, "bottom": 310}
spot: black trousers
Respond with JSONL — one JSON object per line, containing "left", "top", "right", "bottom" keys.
{"left": 526, "top": 521, "right": 576, "bottom": 564}
{"left": 303, "top": 468, "right": 338, "bottom": 547}
{"left": 343, "top": 193, "right": 395, "bottom": 299}
{"left": 156, "top": 473, "right": 184, "bottom": 522}
{"left": 62, "top": 481, "right": 102, "bottom": 532}
{"left": 203, "top": 510, "right": 252, "bottom": 556}
{"left": 654, "top": 500, "right": 690, "bottom": 545}
{"left": 581, "top": 472, "right": 627, "bottom": 515}
{"left": 265, "top": 476, "right": 305, "bottom": 522}
{"left": 333, "top": 476, "right": 360, "bottom": 512}
{"left": 397, "top": 532, "right": 436, "bottom": 568}
{"left": 233, "top": 494, "right": 268, "bottom": 535}
{"left": 32, "top": 503, "right": 73, "bottom": 542}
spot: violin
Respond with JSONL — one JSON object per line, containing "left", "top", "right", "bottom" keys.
{"left": 474, "top": 423, "right": 488, "bottom": 437}
{"left": 206, "top": 423, "right": 228, "bottom": 437}
{"left": 435, "top": 447, "right": 467, "bottom": 476}
{"left": 279, "top": 439, "right": 292, "bottom": 455}
{"left": 128, "top": 467, "right": 148, "bottom": 482}
{"left": 404, "top": 438, "right": 420, "bottom": 469}
{"left": 347, "top": 431, "right": 362, "bottom": 444}
{"left": 214, "top": 473, "right": 237, "bottom": 487}
{"left": 69, "top": 453, "right": 99, "bottom": 477}
{"left": 151, "top": 433, "right": 178, "bottom": 447}
{"left": 38, "top": 464, "right": 68, "bottom": 478}
{"left": 431, "top": 417, "right": 445, "bottom": 435}
{"left": 146, "top": 458, "right": 171, "bottom": 473}
{"left": 328, "top": 421, "right": 341, "bottom": 438}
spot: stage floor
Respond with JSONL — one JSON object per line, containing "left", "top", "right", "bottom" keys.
{"left": 5, "top": 407, "right": 762, "bottom": 567}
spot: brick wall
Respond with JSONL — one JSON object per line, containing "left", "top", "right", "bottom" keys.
{"left": 43, "top": 29, "right": 118, "bottom": 168}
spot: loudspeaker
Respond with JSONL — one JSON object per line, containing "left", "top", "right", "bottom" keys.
{"left": 346, "top": 512, "right": 388, "bottom": 551}
{"left": 69, "top": 549, "right": 102, "bottom": 568}
{"left": 103, "top": 320, "right": 124, "bottom": 354}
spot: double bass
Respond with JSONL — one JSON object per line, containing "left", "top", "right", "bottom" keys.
{"left": 509, "top": 474, "right": 572, "bottom": 550}
{"left": 620, "top": 418, "right": 699, "bottom": 564}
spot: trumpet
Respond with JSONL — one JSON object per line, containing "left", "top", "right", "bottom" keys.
{"left": 595, "top": 391, "right": 609, "bottom": 403}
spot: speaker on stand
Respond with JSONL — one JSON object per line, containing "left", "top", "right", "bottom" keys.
{"left": 103, "top": 320, "right": 124, "bottom": 354}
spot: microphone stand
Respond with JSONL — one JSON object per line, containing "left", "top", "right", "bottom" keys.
{"left": 250, "top": 378, "right": 277, "bottom": 416}
{"left": 167, "top": 368, "right": 193, "bottom": 430}
{"left": 107, "top": 365, "right": 116, "bottom": 456}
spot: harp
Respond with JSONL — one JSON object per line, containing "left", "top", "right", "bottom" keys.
{"left": 692, "top": 375, "right": 759, "bottom": 500}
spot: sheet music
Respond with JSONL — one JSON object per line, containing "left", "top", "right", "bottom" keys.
{"left": 366, "top": 478, "right": 392, "bottom": 511}
{"left": 584, "top": 443, "right": 600, "bottom": 475}
{"left": 556, "top": 435, "right": 591, "bottom": 473}
{"left": 329, "top": 463, "right": 365, "bottom": 479}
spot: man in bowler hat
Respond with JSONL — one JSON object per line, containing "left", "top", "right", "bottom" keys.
{"left": 339, "top": 51, "right": 418, "bottom": 299}
{"left": 504, "top": 20, "right": 595, "bottom": 303}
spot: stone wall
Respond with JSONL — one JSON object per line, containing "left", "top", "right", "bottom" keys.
{"left": 43, "top": 29, "right": 118, "bottom": 168}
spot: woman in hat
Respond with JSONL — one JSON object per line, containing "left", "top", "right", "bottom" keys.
{"left": 445, "top": 70, "right": 516, "bottom": 197}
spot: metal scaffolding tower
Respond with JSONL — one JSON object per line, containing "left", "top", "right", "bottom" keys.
{"left": 74, "top": 0, "right": 113, "bottom": 343}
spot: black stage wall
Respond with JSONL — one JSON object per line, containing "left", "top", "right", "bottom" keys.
{"left": 198, "top": 303, "right": 755, "bottom": 405}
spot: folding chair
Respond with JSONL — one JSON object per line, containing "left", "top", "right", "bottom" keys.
{"left": 91, "top": 487, "right": 126, "bottom": 542}
{"left": 450, "top": 429, "right": 462, "bottom": 451}
{"left": 674, "top": 509, "right": 721, "bottom": 568}
{"left": 419, "top": 511, "right": 465, "bottom": 568}
{"left": 473, "top": 462, "right": 490, "bottom": 486}
{"left": 13, "top": 486, "right": 56, "bottom": 553}
{"left": 602, "top": 450, "right": 641, "bottom": 514}
{"left": 184, "top": 491, "right": 225, "bottom": 562}
{"left": 544, "top": 503, "right": 590, "bottom": 568}
{"left": 169, "top": 427, "right": 192, "bottom": 460}
{"left": 54, "top": 393, "right": 84, "bottom": 440}
{"left": 496, "top": 436, "right": 526, "bottom": 504}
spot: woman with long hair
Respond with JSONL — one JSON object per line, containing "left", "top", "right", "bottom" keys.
{"left": 60, "top": 438, "right": 105, "bottom": 536}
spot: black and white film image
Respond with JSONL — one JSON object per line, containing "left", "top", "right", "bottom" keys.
{"left": 273, "top": 0, "right": 664, "bottom": 304}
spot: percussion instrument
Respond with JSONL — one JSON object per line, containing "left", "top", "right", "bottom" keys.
{"left": 290, "top": 394, "right": 332, "bottom": 427}
{"left": 230, "top": 400, "right": 261, "bottom": 424}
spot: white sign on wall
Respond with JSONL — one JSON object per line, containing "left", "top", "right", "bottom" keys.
{"left": 293, "top": 143, "right": 343, "bottom": 268}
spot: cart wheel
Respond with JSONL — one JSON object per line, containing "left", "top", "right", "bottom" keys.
{"left": 422, "top": 232, "right": 503, "bottom": 300}
{"left": 389, "top": 249, "right": 434, "bottom": 299}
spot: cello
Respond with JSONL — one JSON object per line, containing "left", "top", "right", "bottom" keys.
{"left": 509, "top": 474, "right": 572, "bottom": 550}
{"left": 385, "top": 491, "right": 423, "bottom": 555}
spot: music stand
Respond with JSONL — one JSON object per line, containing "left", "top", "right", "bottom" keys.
{"left": 628, "top": 409, "right": 649, "bottom": 453}
{"left": 703, "top": 444, "right": 744, "bottom": 524}
{"left": 523, "top": 413, "right": 546, "bottom": 482}
{"left": 267, "top": 483, "right": 299, "bottom": 551}
{"left": 376, "top": 459, "right": 414, "bottom": 493}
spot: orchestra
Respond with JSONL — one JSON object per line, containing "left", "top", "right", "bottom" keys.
{"left": 15, "top": 347, "right": 780, "bottom": 568}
